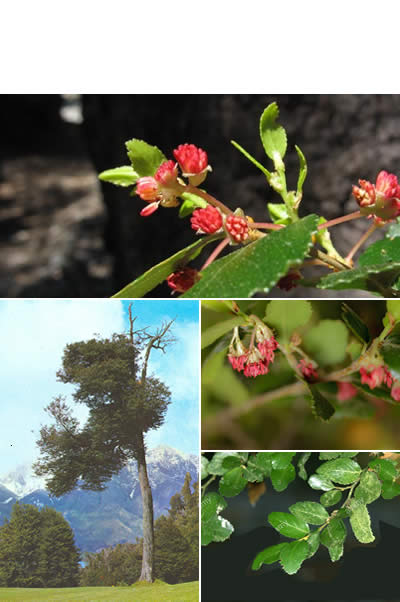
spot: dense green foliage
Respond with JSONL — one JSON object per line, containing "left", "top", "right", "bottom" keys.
{"left": 0, "top": 503, "right": 80, "bottom": 588}
{"left": 80, "top": 474, "right": 198, "bottom": 586}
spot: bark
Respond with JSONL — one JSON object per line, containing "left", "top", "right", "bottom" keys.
{"left": 137, "top": 431, "right": 154, "bottom": 582}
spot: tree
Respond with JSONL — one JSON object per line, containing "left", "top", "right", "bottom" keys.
{"left": 0, "top": 503, "right": 79, "bottom": 587}
{"left": 34, "top": 305, "right": 175, "bottom": 582}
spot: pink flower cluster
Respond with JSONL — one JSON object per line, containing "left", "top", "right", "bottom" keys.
{"left": 298, "top": 359, "right": 318, "bottom": 382}
{"left": 359, "top": 364, "right": 400, "bottom": 402}
{"left": 352, "top": 170, "right": 400, "bottom": 222}
{"left": 135, "top": 144, "right": 211, "bottom": 216}
{"left": 228, "top": 336, "right": 278, "bottom": 378}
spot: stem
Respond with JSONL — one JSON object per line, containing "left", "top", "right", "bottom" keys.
{"left": 249, "top": 222, "right": 284, "bottom": 231}
{"left": 315, "top": 250, "right": 350, "bottom": 272}
{"left": 318, "top": 210, "right": 363, "bottom": 230}
{"left": 201, "top": 238, "right": 230, "bottom": 270}
{"left": 345, "top": 222, "right": 377, "bottom": 263}
{"left": 185, "top": 184, "right": 233, "bottom": 215}
{"left": 201, "top": 474, "right": 216, "bottom": 497}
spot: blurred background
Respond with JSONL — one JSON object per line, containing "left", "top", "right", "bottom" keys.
{"left": 202, "top": 300, "right": 400, "bottom": 450}
{"left": 2, "top": 94, "right": 400, "bottom": 297}
{"left": 202, "top": 453, "right": 399, "bottom": 601}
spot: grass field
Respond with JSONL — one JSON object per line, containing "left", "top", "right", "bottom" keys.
{"left": 0, "top": 580, "right": 199, "bottom": 601}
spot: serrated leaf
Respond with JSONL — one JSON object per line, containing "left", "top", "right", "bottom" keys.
{"left": 308, "top": 474, "right": 335, "bottom": 491}
{"left": 381, "top": 335, "right": 400, "bottom": 380}
{"left": 368, "top": 458, "right": 397, "bottom": 481}
{"left": 179, "top": 192, "right": 208, "bottom": 218}
{"left": 307, "top": 384, "right": 335, "bottom": 421}
{"left": 349, "top": 499, "right": 375, "bottom": 543}
{"left": 113, "top": 234, "right": 221, "bottom": 298}
{"left": 259, "top": 102, "right": 287, "bottom": 160}
{"left": 183, "top": 215, "right": 319, "bottom": 297}
{"left": 320, "top": 489, "right": 342, "bottom": 507}
{"left": 201, "top": 492, "right": 227, "bottom": 523}
{"left": 289, "top": 501, "right": 329, "bottom": 525}
{"left": 354, "top": 470, "right": 381, "bottom": 504}
{"left": 306, "top": 531, "right": 320, "bottom": 558}
{"left": 243, "top": 459, "right": 265, "bottom": 483}
{"left": 271, "top": 452, "right": 296, "bottom": 470}
{"left": 201, "top": 456, "right": 209, "bottom": 480}
{"left": 208, "top": 453, "right": 243, "bottom": 476}
{"left": 201, "top": 513, "right": 234, "bottom": 546}
{"left": 341, "top": 303, "right": 370, "bottom": 343}
{"left": 98, "top": 165, "right": 138, "bottom": 187}
{"left": 303, "top": 320, "right": 349, "bottom": 366}
{"left": 326, "top": 542, "right": 344, "bottom": 562}
{"left": 280, "top": 540, "right": 309, "bottom": 575}
{"left": 270, "top": 464, "right": 295, "bottom": 492}
{"left": 219, "top": 467, "right": 247, "bottom": 497}
{"left": 358, "top": 237, "right": 400, "bottom": 266}
{"left": 252, "top": 542, "right": 288, "bottom": 570}
{"left": 201, "top": 316, "right": 247, "bottom": 349}
{"left": 125, "top": 139, "right": 166, "bottom": 177}
{"left": 381, "top": 480, "right": 400, "bottom": 499}
{"left": 268, "top": 512, "right": 310, "bottom": 539}
{"left": 317, "top": 263, "right": 400, "bottom": 295}
{"left": 221, "top": 455, "right": 242, "bottom": 470}
{"left": 317, "top": 458, "right": 361, "bottom": 485}
{"left": 297, "top": 452, "right": 312, "bottom": 480}
{"left": 265, "top": 300, "right": 312, "bottom": 341}
{"left": 319, "top": 452, "right": 358, "bottom": 460}
{"left": 295, "top": 145, "right": 307, "bottom": 195}
{"left": 320, "top": 517, "right": 347, "bottom": 551}
{"left": 253, "top": 452, "right": 274, "bottom": 476}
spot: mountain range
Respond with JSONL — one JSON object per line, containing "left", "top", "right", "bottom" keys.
{"left": 0, "top": 445, "right": 198, "bottom": 553}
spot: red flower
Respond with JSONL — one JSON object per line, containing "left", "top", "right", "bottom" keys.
{"left": 360, "top": 365, "right": 386, "bottom": 389}
{"left": 191, "top": 205, "right": 223, "bottom": 234}
{"left": 173, "top": 144, "right": 208, "bottom": 174}
{"left": 140, "top": 201, "right": 160, "bottom": 216}
{"left": 298, "top": 359, "right": 318, "bottom": 382}
{"left": 391, "top": 383, "right": 400, "bottom": 402}
{"left": 257, "top": 337, "right": 278, "bottom": 364}
{"left": 155, "top": 160, "right": 178, "bottom": 186}
{"left": 243, "top": 360, "right": 269, "bottom": 378}
{"left": 136, "top": 176, "right": 159, "bottom": 201}
{"left": 228, "top": 354, "right": 248, "bottom": 372}
{"left": 352, "top": 171, "right": 400, "bottom": 221}
{"left": 375, "top": 170, "right": 400, "bottom": 200}
{"left": 337, "top": 382, "right": 358, "bottom": 401}
{"left": 166, "top": 267, "right": 199, "bottom": 293}
{"left": 225, "top": 215, "right": 249, "bottom": 243}
{"left": 383, "top": 367, "right": 393, "bottom": 388}
{"left": 352, "top": 179, "right": 376, "bottom": 207}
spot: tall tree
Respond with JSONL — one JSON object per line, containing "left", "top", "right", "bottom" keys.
{"left": 34, "top": 304, "right": 175, "bottom": 582}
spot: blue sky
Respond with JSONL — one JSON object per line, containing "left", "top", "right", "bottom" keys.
{"left": 0, "top": 299, "right": 199, "bottom": 476}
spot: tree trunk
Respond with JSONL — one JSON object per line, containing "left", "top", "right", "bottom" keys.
{"left": 137, "top": 431, "right": 154, "bottom": 582}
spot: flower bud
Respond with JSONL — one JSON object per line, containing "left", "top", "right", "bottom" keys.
{"left": 173, "top": 143, "right": 211, "bottom": 186}
{"left": 140, "top": 202, "right": 160, "bottom": 216}
{"left": 191, "top": 205, "right": 223, "bottom": 234}
{"left": 224, "top": 214, "right": 249, "bottom": 244}
{"left": 136, "top": 177, "right": 159, "bottom": 201}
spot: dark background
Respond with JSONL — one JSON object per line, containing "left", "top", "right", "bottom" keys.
{"left": 202, "top": 453, "right": 399, "bottom": 601}
{"left": 2, "top": 94, "right": 400, "bottom": 297}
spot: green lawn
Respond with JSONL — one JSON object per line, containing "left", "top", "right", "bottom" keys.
{"left": 0, "top": 581, "right": 199, "bottom": 601}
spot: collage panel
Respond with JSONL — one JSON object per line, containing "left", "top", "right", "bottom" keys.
{"left": 201, "top": 451, "right": 400, "bottom": 601}
{"left": 202, "top": 299, "right": 400, "bottom": 451}
{"left": 0, "top": 299, "right": 200, "bottom": 600}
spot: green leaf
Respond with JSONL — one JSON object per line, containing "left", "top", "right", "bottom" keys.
{"left": 341, "top": 303, "right": 370, "bottom": 343}
{"left": 319, "top": 452, "right": 358, "bottom": 460}
{"left": 320, "top": 518, "right": 347, "bottom": 554}
{"left": 349, "top": 499, "right": 375, "bottom": 543}
{"left": 307, "top": 384, "right": 335, "bottom": 421}
{"left": 252, "top": 452, "right": 274, "bottom": 476}
{"left": 201, "top": 512, "right": 234, "bottom": 546}
{"left": 354, "top": 470, "right": 381, "bottom": 504}
{"left": 320, "top": 489, "right": 342, "bottom": 507}
{"left": 271, "top": 452, "right": 296, "bottom": 470}
{"left": 308, "top": 474, "right": 335, "bottom": 491}
{"left": 243, "top": 459, "right": 265, "bottom": 483}
{"left": 317, "top": 458, "right": 361, "bottom": 485}
{"left": 280, "top": 540, "right": 309, "bottom": 575}
{"left": 201, "top": 492, "right": 227, "bottom": 523}
{"left": 252, "top": 543, "right": 288, "bottom": 570}
{"left": 268, "top": 203, "right": 290, "bottom": 225}
{"left": 221, "top": 455, "right": 242, "bottom": 470}
{"left": 368, "top": 458, "right": 397, "bottom": 481}
{"left": 201, "top": 456, "right": 209, "bottom": 480}
{"left": 98, "top": 165, "right": 138, "bottom": 187}
{"left": 202, "top": 300, "right": 238, "bottom": 313}
{"left": 183, "top": 215, "right": 319, "bottom": 297}
{"left": 265, "top": 300, "right": 312, "bottom": 342}
{"left": 201, "top": 316, "right": 247, "bottom": 349}
{"left": 386, "top": 300, "right": 400, "bottom": 321}
{"left": 289, "top": 501, "right": 329, "bottom": 525}
{"left": 268, "top": 512, "right": 310, "bottom": 539}
{"left": 113, "top": 235, "right": 221, "bottom": 298}
{"left": 259, "top": 102, "right": 287, "bottom": 160}
{"left": 270, "top": 464, "right": 296, "bottom": 492}
{"left": 179, "top": 192, "right": 208, "bottom": 218}
{"left": 381, "top": 481, "right": 400, "bottom": 499}
{"left": 381, "top": 335, "right": 400, "bottom": 380}
{"left": 125, "top": 139, "right": 166, "bottom": 177}
{"left": 297, "top": 452, "right": 312, "bottom": 480}
{"left": 208, "top": 453, "right": 243, "bottom": 476}
{"left": 303, "top": 320, "right": 349, "bottom": 366}
{"left": 306, "top": 531, "right": 320, "bottom": 558}
{"left": 219, "top": 467, "right": 247, "bottom": 497}
{"left": 295, "top": 145, "right": 307, "bottom": 195}
{"left": 317, "top": 262, "right": 400, "bottom": 295}
{"left": 359, "top": 237, "right": 400, "bottom": 266}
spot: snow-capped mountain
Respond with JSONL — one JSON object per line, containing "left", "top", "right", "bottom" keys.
{"left": 0, "top": 445, "right": 198, "bottom": 553}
